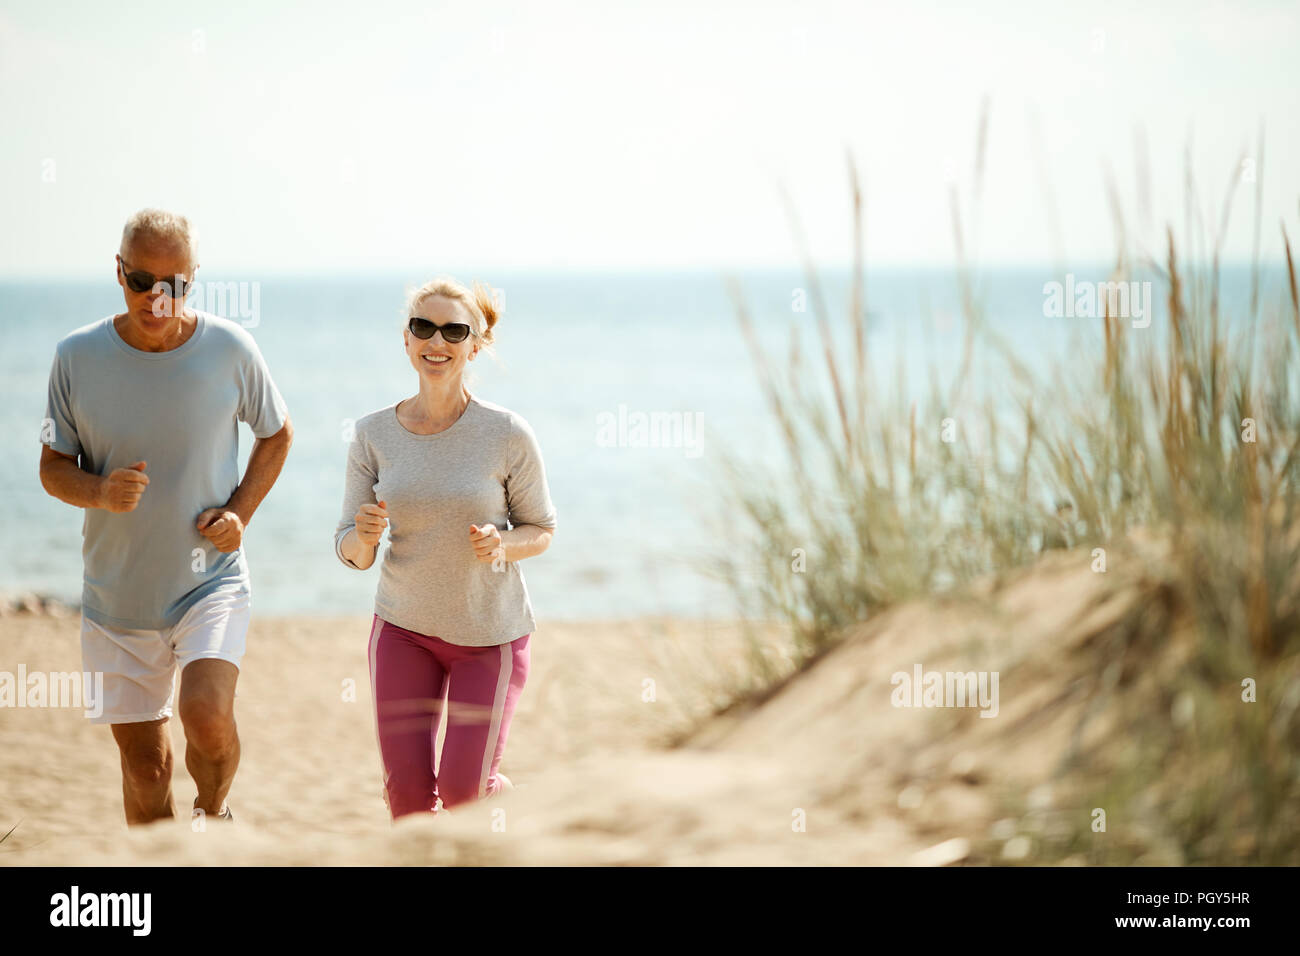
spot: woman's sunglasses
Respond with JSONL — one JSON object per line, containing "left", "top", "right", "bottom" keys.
{"left": 117, "top": 255, "right": 189, "bottom": 298}
{"left": 408, "top": 317, "right": 472, "bottom": 343}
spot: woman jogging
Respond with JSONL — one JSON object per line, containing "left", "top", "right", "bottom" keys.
{"left": 334, "top": 277, "right": 556, "bottom": 819}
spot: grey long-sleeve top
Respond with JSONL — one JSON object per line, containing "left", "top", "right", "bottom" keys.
{"left": 334, "top": 395, "right": 557, "bottom": 646}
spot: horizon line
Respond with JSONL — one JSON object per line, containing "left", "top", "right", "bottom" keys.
{"left": 0, "top": 257, "right": 1289, "bottom": 283}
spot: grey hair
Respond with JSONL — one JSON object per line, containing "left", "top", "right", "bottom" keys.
{"left": 120, "top": 208, "right": 198, "bottom": 268}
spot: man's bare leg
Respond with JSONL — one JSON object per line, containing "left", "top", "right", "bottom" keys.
{"left": 111, "top": 718, "right": 175, "bottom": 825}
{"left": 179, "top": 658, "right": 240, "bottom": 816}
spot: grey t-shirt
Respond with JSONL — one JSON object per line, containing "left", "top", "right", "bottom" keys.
{"left": 334, "top": 396, "right": 557, "bottom": 646}
{"left": 43, "top": 312, "right": 289, "bottom": 630}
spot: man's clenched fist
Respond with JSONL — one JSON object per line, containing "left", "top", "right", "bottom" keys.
{"left": 101, "top": 461, "right": 149, "bottom": 513}
{"left": 196, "top": 508, "right": 245, "bottom": 553}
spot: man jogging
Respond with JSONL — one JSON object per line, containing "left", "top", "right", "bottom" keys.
{"left": 38, "top": 208, "right": 292, "bottom": 826}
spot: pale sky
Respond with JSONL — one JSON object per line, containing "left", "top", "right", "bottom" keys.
{"left": 1, "top": 0, "right": 1297, "bottom": 277}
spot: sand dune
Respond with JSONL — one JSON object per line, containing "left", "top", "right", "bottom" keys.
{"left": 1, "top": 539, "right": 1175, "bottom": 865}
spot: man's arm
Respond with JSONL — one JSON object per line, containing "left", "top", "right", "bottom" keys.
{"left": 39, "top": 446, "right": 149, "bottom": 512}
{"left": 196, "top": 417, "right": 294, "bottom": 552}
{"left": 228, "top": 417, "right": 294, "bottom": 525}
{"left": 40, "top": 446, "right": 102, "bottom": 508}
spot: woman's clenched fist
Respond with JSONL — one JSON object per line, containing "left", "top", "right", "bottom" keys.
{"left": 469, "top": 523, "right": 504, "bottom": 563}
{"left": 355, "top": 500, "right": 389, "bottom": 547}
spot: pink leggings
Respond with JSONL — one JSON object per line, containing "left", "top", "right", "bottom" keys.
{"left": 367, "top": 615, "right": 530, "bottom": 819}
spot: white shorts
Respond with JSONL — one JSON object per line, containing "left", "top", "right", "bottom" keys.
{"left": 79, "top": 586, "right": 250, "bottom": 725}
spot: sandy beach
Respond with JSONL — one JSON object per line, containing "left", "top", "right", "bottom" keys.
{"left": 1, "top": 610, "right": 786, "bottom": 865}
{"left": 0, "top": 537, "right": 1184, "bottom": 866}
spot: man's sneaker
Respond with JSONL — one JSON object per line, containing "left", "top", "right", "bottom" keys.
{"left": 192, "top": 801, "right": 235, "bottom": 823}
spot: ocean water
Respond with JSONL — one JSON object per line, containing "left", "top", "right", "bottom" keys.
{"left": 0, "top": 265, "right": 1280, "bottom": 620}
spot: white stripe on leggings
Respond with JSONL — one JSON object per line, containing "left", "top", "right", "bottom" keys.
{"left": 478, "top": 642, "right": 513, "bottom": 798}
{"left": 367, "top": 616, "right": 389, "bottom": 795}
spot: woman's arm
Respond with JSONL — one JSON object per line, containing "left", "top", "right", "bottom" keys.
{"left": 339, "top": 524, "right": 379, "bottom": 570}
{"left": 488, "top": 414, "right": 557, "bottom": 565}
{"left": 501, "top": 523, "right": 553, "bottom": 561}
{"left": 469, "top": 522, "right": 553, "bottom": 564}
{"left": 334, "top": 426, "right": 382, "bottom": 570}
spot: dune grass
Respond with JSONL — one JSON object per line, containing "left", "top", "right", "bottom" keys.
{"left": 710, "top": 134, "right": 1300, "bottom": 863}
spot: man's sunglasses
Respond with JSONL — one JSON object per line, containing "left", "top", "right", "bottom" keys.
{"left": 117, "top": 255, "right": 189, "bottom": 298}
{"left": 408, "top": 317, "right": 472, "bottom": 343}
